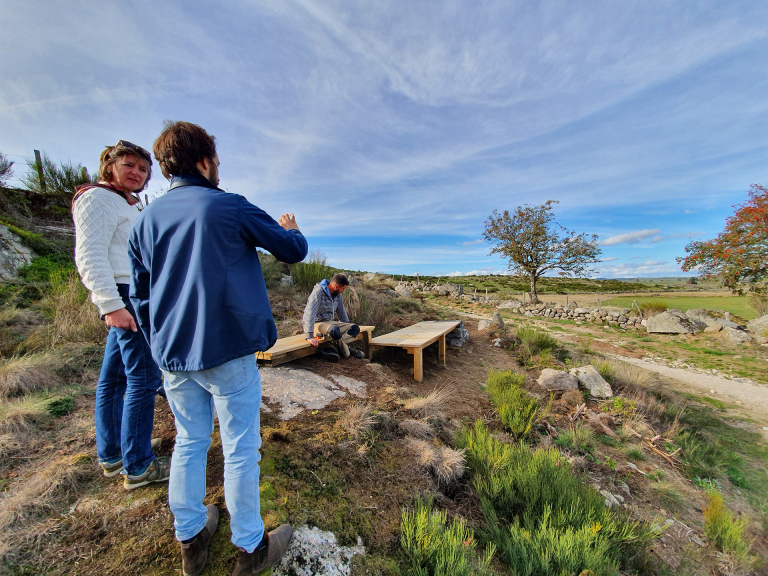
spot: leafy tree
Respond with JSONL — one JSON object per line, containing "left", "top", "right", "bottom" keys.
{"left": 483, "top": 200, "right": 601, "bottom": 302}
{"left": 0, "top": 152, "right": 13, "bottom": 187}
{"left": 21, "top": 151, "right": 95, "bottom": 196}
{"left": 678, "top": 184, "right": 768, "bottom": 291}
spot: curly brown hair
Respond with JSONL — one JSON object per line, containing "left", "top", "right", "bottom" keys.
{"left": 98, "top": 141, "right": 152, "bottom": 191}
{"left": 152, "top": 120, "right": 217, "bottom": 179}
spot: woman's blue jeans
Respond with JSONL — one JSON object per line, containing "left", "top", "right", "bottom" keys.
{"left": 94, "top": 284, "right": 162, "bottom": 475}
{"left": 162, "top": 354, "right": 264, "bottom": 551}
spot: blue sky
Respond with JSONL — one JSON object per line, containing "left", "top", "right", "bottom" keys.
{"left": 1, "top": 1, "right": 767, "bottom": 277}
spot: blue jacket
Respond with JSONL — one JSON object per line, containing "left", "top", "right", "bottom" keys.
{"left": 128, "top": 174, "right": 308, "bottom": 371}
{"left": 302, "top": 279, "right": 350, "bottom": 337}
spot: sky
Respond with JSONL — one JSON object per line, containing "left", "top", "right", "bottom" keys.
{"left": 1, "top": 0, "right": 767, "bottom": 278}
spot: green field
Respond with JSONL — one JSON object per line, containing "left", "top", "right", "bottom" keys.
{"left": 604, "top": 295, "right": 757, "bottom": 320}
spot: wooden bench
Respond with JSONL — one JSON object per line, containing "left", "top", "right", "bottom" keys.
{"left": 255, "top": 325, "right": 375, "bottom": 367}
{"left": 367, "top": 320, "right": 461, "bottom": 382}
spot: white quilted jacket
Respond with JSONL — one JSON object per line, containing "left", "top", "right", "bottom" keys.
{"left": 73, "top": 186, "right": 140, "bottom": 314}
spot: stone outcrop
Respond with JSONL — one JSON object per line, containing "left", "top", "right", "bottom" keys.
{"left": 724, "top": 326, "right": 752, "bottom": 345}
{"left": 446, "top": 321, "right": 469, "bottom": 347}
{"left": 747, "top": 314, "right": 768, "bottom": 335}
{"left": 685, "top": 309, "right": 721, "bottom": 328}
{"left": 394, "top": 284, "right": 413, "bottom": 298}
{"left": 0, "top": 225, "right": 36, "bottom": 281}
{"left": 477, "top": 319, "right": 492, "bottom": 331}
{"left": 491, "top": 312, "right": 505, "bottom": 327}
{"left": 537, "top": 369, "right": 578, "bottom": 393}
{"left": 569, "top": 365, "right": 613, "bottom": 398}
{"left": 646, "top": 309, "right": 705, "bottom": 334}
{"left": 497, "top": 300, "right": 523, "bottom": 310}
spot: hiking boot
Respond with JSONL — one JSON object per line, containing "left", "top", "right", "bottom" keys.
{"left": 350, "top": 349, "right": 366, "bottom": 360}
{"left": 124, "top": 456, "right": 171, "bottom": 490}
{"left": 232, "top": 524, "right": 293, "bottom": 576}
{"left": 181, "top": 504, "right": 219, "bottom": 576}
{"left": 100, "top": 438, "right": 163, "bottom": 477}
{"left": 316, "top": 347, "right": 340, "bottom": 363}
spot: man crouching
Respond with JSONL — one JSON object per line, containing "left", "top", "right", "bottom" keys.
{"left": 128, "top": 121, "right": 308, "bottom": 576}
{"left": 302, "top": 273, "right": 365, "bottom": 362}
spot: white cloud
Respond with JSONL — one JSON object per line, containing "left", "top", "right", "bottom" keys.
{"left": 600, "top": 229, "right": 661, "bottom": 246}
{"left": 600, "top": 257, "right": 618, "bottom": 262}
{"left": 460, "top": 239, "right": 484, "bottom": 246}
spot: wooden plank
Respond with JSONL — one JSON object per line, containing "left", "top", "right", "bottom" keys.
{"left": 368, "top": 321, "right": 460, "bottom": 349}
{"left": 438, "top": 334, "right": 446, "bottom": 364}
{"left": 257, "top": 325, "right": 375, "bottom": 366}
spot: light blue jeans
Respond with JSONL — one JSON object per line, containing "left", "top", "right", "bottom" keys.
{"left": 163, "top": 354, "right": 264, "bottom": 551}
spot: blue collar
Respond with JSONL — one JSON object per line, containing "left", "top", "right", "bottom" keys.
{"left": 169, "top": 173, "right": 223, "bottom": 192}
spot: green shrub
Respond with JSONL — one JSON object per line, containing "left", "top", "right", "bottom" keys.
{"left": 400, "top": 496, "right": 495, "bottom": 576}
{"left": 485, "top": 370, "right": 550, "bottom": 440}
{"left": 515, "top": 326, "right": 558, "bottom": 355}
{"left": 640, "top": 301, "right": 668, "bottom": 317}
{"left": 703, "top": 491, "right": 754, "bottom": 567}
{"left": 18, "top": 254, "right": 75, "bottom": 284}
{"left": 456, "top": 421, "right": 657, "bottom": 575}
{"left": 290, "top": 251, "right": 337, "bottom": 292}
{"left": 46, "top": 396, "right": 74, "bottom": 417}
{"left": 555, "top": 424, "right": 595, "bottom": 454}
{"left": 258, "top": 251, "right": 285, "bottom": 289}
{"left": 0, "top": 218, "right": 59, "bottom": 257}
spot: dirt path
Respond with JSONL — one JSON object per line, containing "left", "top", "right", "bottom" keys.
{"left": 608, "top": 355, "right": 768, "bottom": 426}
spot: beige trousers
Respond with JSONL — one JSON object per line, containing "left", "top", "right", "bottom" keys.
{"left": 314, "top": 321, "right": 357, "bottom": 358}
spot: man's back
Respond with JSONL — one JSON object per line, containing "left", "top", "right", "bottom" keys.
{"left": 129, "top": 179, "right": 308, "bottom": 372}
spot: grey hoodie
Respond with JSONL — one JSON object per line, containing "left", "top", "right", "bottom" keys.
{"left": 302, "top": 279, "right": 350, "bottom": 337}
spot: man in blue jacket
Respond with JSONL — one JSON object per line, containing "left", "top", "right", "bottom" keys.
{"left": 128, "top": 120, "right": 308, "bottom": 576}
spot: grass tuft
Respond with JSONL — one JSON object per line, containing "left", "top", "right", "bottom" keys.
{"left": 555, "top": 424, "right": 595, "bottom": 454}
{"left": 399, "top": 419, "right": 434, "bottom": 440}
{"left": 403, "top": 387, "right": 450, "bottom": 420}
{"left": 648, "top": 481, "right": 687, "bottom": 513}
{"left": 405, "top": 439, "right": 466, "bottom": 485}
{"left": 0, "top": 354, "right": 59, "bottom": 398}
{"left": 337, "top": 402, "right": 375, "bottom": 440}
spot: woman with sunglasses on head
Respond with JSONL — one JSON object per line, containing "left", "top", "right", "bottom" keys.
{"left": 72, "top": 141, "right": 170, "bottom": 490}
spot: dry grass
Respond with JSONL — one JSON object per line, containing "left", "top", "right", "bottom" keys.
{"left": 337, "top": 402, "right": 376, "bottom": 439}
{"left": 0, "top": 307, "right": 45, "bottom": 357}
{"left": 402, "top": 387, "right": 450, "bottom": 419}
{"left": 404, "top": 438, "right": 465, "bottom": 485}
{"left": 0, "top": 395, "right": 52, "bottom": 434}
{"left": 0, "top": 453, "right": 95, "bottom": 558}
{"left": 42, "top": 272, "right": 107, "bottom": 345}
{"left": 609, "top": 360, "right": 653, "bottom": 390}
{"left": 648, "top": 481, "right": 688, "bottom": 513}
{"left": 561, "top": 389, "right": 584, "bottom": 407}
{"left": 0, "top": 354, "right": 59, "bottom": 398}
{"left": 399, "top": 419, "right": 434, "bottom": 439}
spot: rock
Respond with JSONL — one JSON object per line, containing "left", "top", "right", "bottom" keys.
{"left": 394, "top": 284, "right": 413, "bottom": 298}
{"left": 574, "top": 308, "right": 589, "bottom": 315}
{"left": 704, "top": 324, "right": 722, "bottom": 333}
{"left": 275, "top": 525, "right": 365, "bottom": 576}
{"left": 497, "top": 300, "right": 523, "bottom": 309}
{"left": 717, "top": 318, "right": 742, "bottom": 330}
{"left": 279, "top": 274, "right": 295, "bottom": 287}
{"left": 646, "top": 309, "right": 706, "bottom": 334}
{"left": 477, "top": 319, "right": 492, "bottom": 331}
{"left": 617, "top": 481, "right": 630, "bottom": 495}
{"left": 600, "top": 489, "right": 621, "bottom": 508}
{"left": 537, "top": 369, "right": 578, "bottom": 393}
{"left": 0, "top": 225, "right": 36, "bottom": 281}
{"left": 724, "top": 326, "right": 752, "bottom": 345}
{"left": 362, "top": 272, "right": 377, "bottom": 282}
{"left": 685, "top": 309, "right": 721, "bottom": 328}
{"left": 436, "top": 282, "right": 463, "bottom": 297}
{"left": 569, "top": 365, "right": 613, "bottom": 398}
{"left": 747, "top": 314, "right": 768, "bottom": 335}
{"left": 446, "top": 321, "right": 470, "bottom": 347}
{"left": 492, "top": 338, "right": 503, "bottom": 347}
{"left": 689, "top": 535, "right": 705, "bottom": 547}
{"left": 460, "top": 294, "right": 475, "bottom": 302}
{"left": 491, "top": 312, "right": 505, "bottom": 327}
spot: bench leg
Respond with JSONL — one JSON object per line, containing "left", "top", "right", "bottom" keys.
{"left": 363, "top": 331, "right": 372, "bottom": 359}
{"left": 438, "top": 335, "right": 446, "bottom": 365}
{"left": 413, "top": 348, "right": 423, "bottom": 382}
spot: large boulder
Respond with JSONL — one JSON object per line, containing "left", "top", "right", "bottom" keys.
{"left": 446, "top": 321, "right": 470, "bottom": 347}
{"left": 491, "top": 312, "right": 505, "bottom": 328}
{"left": 394, "top": 284, "right": 413, "bottom": 298}
{"left": 646, "top": 309, "right": 706, "bottom": 334}
{"left": 477, "top": 319, "right": 492, "bottom": 331}
{"left": 362, "top": 272, "right": 377, "bottom": 282}
{"left": 724, "top": 326, "right": 752, "bottom": 345}
{"left": 497, "top": 300, "right": 523, "bottom": 310}
{"left": 569, "top": 365, "right": 613, "bottom": 398}
{"left": 746, "top": 314, "right": 768, "bottom": 335}
{"left": 747, "top": 314, "right": 768, "bottom": 344}
{"left": 685, "top": 309, "right": 721, "bottom": 328}
{"left": 437, "top": 282, "right": 463, "bottom": 297}
{"left": 537, "top": 369, "right": 578, "bottom": 393}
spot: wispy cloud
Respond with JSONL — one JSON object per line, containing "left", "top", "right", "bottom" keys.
{"left": 460, "top": 239, "right": 484, "bottom": 246}
{"left": 600, "top": 229, "right": 661, "bottom": 246}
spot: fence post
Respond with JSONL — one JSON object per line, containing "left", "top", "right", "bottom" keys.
{"left": 34, "top": 150, "right": 46, "bottom": 193}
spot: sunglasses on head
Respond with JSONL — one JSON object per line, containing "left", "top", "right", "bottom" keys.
{"left": 111, "top": 140, "right": 152, "bottom": 162}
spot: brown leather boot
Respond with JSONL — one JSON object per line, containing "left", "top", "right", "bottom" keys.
{"left": 232, "top": 524, "right": 293, "bottom": 576}
{"left": 181, "top": 504, "right": 219, "bottom": 576}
